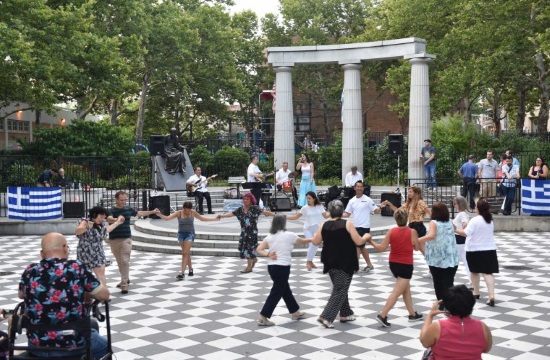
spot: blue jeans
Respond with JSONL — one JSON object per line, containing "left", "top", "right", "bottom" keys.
{"left": 462, "top": 177, "right": 476, "bottom": 209}
{"left": 502, "top": 185, "right": 516, "bottom": 213}
{"left": 423, "top": 161, "right": 436, "bottom": 188}
{"left": 30, "top": 329, "right": 108, "bottom": 360}
{"left": 260, "top": 265, "right": 299, "bottom": 318}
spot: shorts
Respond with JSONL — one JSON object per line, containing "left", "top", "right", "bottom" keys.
{"left": 355, "top": 227, "right": 370, "bottom": 248}
{"left": 177, "top": 232, "right": 195, "bottom": 242}
{"left": 389, "top": 262, "right": 413, "bottom": 279}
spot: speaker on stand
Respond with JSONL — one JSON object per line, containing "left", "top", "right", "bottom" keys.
{"left": 388, "top": 134, "right": 404, "bottom": 196}
{"left": 149, "top": 135, "right": 166, "bottom": 156}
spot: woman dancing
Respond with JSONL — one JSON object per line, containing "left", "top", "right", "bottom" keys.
{"left": 310, "top": 200, "right": 371, "bottom": 328}
{"left": 296, "top": 153, "right": 316, "bottom": 207}
{"left": 156, "top": 201, "right": 219, "bottom": 280}
{"left": 218, "top": 193, "right": 276, "bottom": 273}
{"left": 76, "top": 206, "right": 125, "bottom": 285}
{"left": 255, "top": 215, "right": 311, "bottom": 326}
{"left": 287, "top": 191, "right": 329, "bottom": 270}
{"left": 368, "top": 208, "right": 423, "bottom": 327}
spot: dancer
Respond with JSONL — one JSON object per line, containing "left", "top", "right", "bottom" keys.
{"left": 156, "top": 202, "right": 219, "bottom": 280}
{"left": 420, "top": 285, "right": 493, "bottom": 358}
{"left": 255, "top": 215, "right": 311, "bottom": 326}
{"left": 383, "top": 186, "right": 431, "bottom": 254}
{"left": 455, "top": 198, "right": 499, "bottom": 307}
{"left": 367, "top": 208, "right": 422, "bottom": 327}
{"left": 296, "top": 153, "right": 316, "bottom": 207}
{"left": 217, "top": 193, "right": 276, "bottom": 273}
{"left": 452, "top": 196, "right": 471, "bottom": 286}
{"left": 76, "top": 206, "right": 125, "bottom": 286}
{"left": 418, "top": 202, "right": 459, "bottom": 308}
{"left": 287, "top": 191, "right": 329, "bottom": 270}
{"left": 343, "top": 180, "right": 381, "bottom": 272}
{"left": 310, "top": 200, "right": 371, "bottom": 328}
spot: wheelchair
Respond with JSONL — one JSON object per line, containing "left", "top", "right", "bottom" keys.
{"left": 8, "top": 300, "right": 113, "bottom": 360}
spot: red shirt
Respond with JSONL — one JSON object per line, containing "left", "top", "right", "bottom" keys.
{"left": 388, "top": 227, "right": 414, "bottom": 265}
{"left": 431, "top": 316, "right": 487, "bottom": 359}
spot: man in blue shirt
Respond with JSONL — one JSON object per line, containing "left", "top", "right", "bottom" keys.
{"left": 458, "top": 155, "right": 478, "bottom": 210}
{"left": 36, "top": 169, "right": 58, "bottom": 187}
{"left": 421, "top": 139, "right": 436, "bottom": 190}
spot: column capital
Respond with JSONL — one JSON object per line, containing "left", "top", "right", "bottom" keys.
{"left": 273, "top": 66, "right": 294, "bottom": 73}
{"left": 404, "top": 53, "right": 436, "bottom": 63}
{"left": 341, "top": 63, "right": 362, "bottom": 71}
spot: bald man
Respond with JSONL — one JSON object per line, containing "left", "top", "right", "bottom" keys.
{"left": 18, "top": 232, "right": 110, "bottom": 359}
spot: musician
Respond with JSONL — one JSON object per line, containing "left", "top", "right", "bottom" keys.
{"left": 345, "top": 166, "right": 363, "bottom": 187}
{"left": 186, "top": 167, "right": 213, "bottom": 214}
{"left": 276, "top": 162, "right": 298, "bottom": 201}
{"left": 247, "top": 156, "right": 264, "bottom": 206}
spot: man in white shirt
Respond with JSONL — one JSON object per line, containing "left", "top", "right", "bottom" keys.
{"left": 477, "top": 150, "right": 499, "bottom": 198}
{"left": 247, "top": 156, "right": 264, "bottom": 205}
{"left": 344, "top": 166, "right": 363, "bottom": 187}
{"left": 342, "top": 180, "right": 381, "bottom": 273}
{"left": 275, "top": 162, "right": 297, "bottom": 202}
{"left": 186, "top": 167, "right": 213, "bottom": 214}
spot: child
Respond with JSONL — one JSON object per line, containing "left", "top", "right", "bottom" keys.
{"left": 368, "top": 208, "right": 423, "bottom": 327}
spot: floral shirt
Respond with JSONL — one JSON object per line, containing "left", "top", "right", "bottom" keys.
{"left": 18, "top": 258, "right": 101, "bottom": 349}
{"left": 402, "top": 199, "right": 429, "bottom": 223}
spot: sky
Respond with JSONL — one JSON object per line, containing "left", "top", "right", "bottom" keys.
{"left": 229, "top": 0, "right": 280, "bottom": 19}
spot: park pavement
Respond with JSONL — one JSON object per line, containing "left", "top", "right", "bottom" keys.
{"left": 1, "top": 231, "right": 550, "bottom": 359}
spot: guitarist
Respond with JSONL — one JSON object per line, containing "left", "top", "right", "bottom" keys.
{"left": 247, "top": 156, "right": 266, "bottom": 207}
{"left": 186, "top": 167, "right": 213, "bottom": 215}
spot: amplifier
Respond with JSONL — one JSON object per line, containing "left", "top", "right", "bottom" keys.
{"left": 63, "top": 202, "right": 85, "bottom": 218}
{"left": 269, "top": 197, "right": 292, "bottom": 212}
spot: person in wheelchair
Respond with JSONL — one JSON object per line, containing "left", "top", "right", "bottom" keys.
{"left": 17, "top": 232, "right": 110, "bottom": 359}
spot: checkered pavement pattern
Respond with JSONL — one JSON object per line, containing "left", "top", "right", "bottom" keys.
{"left": 1, "top": 233, "right": 549, "bottom": 359}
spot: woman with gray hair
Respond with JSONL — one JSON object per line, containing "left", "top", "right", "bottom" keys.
{"left": 256, "top": 215, "right": 311, "bottom": 326}
{"left": 310, "top": 200, "right": 372, "bottom": 328}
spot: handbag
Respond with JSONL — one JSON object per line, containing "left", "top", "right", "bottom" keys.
{"left": 421, "top": 348, "right": 433, "bottom": 360}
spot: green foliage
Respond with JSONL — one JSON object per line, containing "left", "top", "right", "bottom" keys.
{"left": 213, "top": 146, "right": 250, "bottom": 179}
{"left": 189, "top": 145, "right": 215, "bottom": 174}
{"left": 5, "top": 164, "right": 39, "bottom": 186}
{"left": 18, "top": 120, "right": 134, "bottom": 157}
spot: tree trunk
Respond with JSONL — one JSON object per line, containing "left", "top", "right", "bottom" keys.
{"left": 516, "top": 86, "right": 526, "bottom": 132}
{"left": 135, "top": 71, "right": 150, "bottom": 143}
{"left": 109, "top": 98, "right": 118, "bottom": 125}
{"left": 534, "top": 53, "right": 549, "bottom": 131}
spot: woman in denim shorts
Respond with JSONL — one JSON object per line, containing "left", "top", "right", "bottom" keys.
{"left": 157, "top": 201, "right": 219, "bottom": 280}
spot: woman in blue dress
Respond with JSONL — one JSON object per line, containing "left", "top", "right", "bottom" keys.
{"left": 296, "top": 153, "right": 316, "bottom": 207}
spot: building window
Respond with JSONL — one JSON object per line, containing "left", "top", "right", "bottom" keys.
{"left": 6, "top": 119, "right": 30, "bottom": 132}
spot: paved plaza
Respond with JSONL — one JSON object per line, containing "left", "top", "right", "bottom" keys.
{"left": 1, "top": 232, "right": 550, "bottom": 359}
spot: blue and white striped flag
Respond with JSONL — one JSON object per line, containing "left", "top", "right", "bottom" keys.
{"left": 8, "top": 187, "right": 62, "bottom": 220}
{"left": 521, "top": 179, "right": 550, "bottom": 215}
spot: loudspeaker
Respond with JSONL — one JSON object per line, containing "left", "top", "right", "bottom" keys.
{"left": 269, "top": 197, "right": 292, "bottom": 212}
{"left": 381, "top": 192, "right": 401, "bottom": 217}
{"left": 150, "top": 135, "right": 165, "bottom": 156}
{"left": 149, "top": 195, "right": 170, "bottom": 219}
{"left": 63, "top": 202, "right": 85, "bottom": 218}
{"left": 388, "top": 134, "right": 403, "bottom": 155}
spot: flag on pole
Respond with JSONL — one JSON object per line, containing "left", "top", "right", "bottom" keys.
{"left": 521, "top": 179, "right": 550, "bottom": 215}
{"left": 8, "top": 187, "right": 63, "bottom": 220}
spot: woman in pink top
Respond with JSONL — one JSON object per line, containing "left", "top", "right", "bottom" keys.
{"left": 420, "top": 284, "right": 493, "bottom": 359}
{"left": 368, "top": 208, "right": 422, "bottom": 327}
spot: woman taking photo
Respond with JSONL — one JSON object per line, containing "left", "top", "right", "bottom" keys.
{"left": 420, "top": 284, "right": 493, "bottom": 359}
{"left": 310, "top": 200, "right": 371, "bottom": 328}
{"left": 255, "top": 215, "right": 311, "bottom": 326}
{"left": 418, "top": 202, "right": 459, "bottom": 308}
{"left": 455, "top": 198, "right": 499, "bottom": 306}
{"left": 218, "top": 193, "right": 276, "bottom": 273}
{"left": 296, "top": 153, "right": 316, "bottom": 207}
{"left": 76, "top": 206, "right": 125, "bottom": 285}
{"left": 287, "top": 191, "right": 329, "bottom": 270}
{"left": 156, "top": 201, "right": 219, "bottom": 280}
{"left": 528, "top": 157, "right": 548, "bottom": 180}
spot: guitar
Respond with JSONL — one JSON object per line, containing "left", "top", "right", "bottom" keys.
{"left": 187, "top": 174, "right": 218, "bottom": 192}
{"left": 255, "top": 171, "right": 274, "bottom": 183}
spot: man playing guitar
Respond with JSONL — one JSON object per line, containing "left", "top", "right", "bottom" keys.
{"left": 247, "top": 156, "right": 274, "bottom": 205}
{"left": 186, "top": 167, "right": 216, "bottom": 214}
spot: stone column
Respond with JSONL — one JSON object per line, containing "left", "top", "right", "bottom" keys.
{"left": 273, "top": 66, "right": 295, "bottom": 171}
{"left": 341, "top": 63, "right": 363, "bottom": 184}
{"left": 405, "top": 54, "right": 435, "bottom": 182}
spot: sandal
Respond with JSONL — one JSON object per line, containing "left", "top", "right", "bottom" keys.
{"left": 339, "top": 315, "right": 356, "bottom": 323}
{"left": 306, "top": 261, "right": 314, "bottom": 271}
{"left": 240, "top": 268, "right": 252, "bottom": 273}
{"left": 291, "top": 311, "right": 306, "bottom": 320}
{"left": 317, "top": 316, "right": 334, "bottom": 328}
{"left": 257, "top": 317, "right": 275, "bottom": 326}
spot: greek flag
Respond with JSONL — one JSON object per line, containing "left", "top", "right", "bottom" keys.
{"left": 7, "top": 187, "right": 63, "bottom": 220}
{"left": 521, "top": 179, "right": 550, "bottom": 215}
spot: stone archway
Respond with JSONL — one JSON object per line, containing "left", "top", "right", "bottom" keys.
{"left": 267, "top": 37, "right": 435, "bottom": 182}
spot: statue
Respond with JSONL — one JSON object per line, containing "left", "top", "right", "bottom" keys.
{"left": 164, "top": 128, "right": 186, "bottom": 174}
